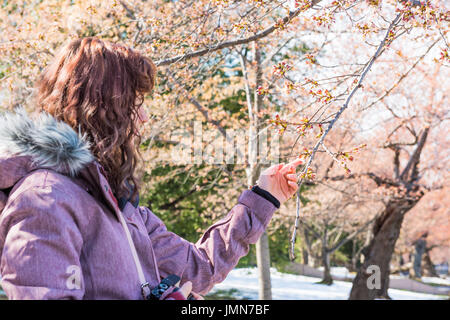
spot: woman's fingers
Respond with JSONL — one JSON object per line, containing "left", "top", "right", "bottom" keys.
{"left": 280, "top": 165, "right": 293, "bottom": 175}
{"left": 191, "top": 292, "right": 205, "bottom": 300}
{"left": 262, "top": 159, "right": 302, "bottom": 177}
{"left": 288, "top": 180, "right": 299, "bottom": 191}
{"left": 289, "top": 158, "right": 304, "bottom": 168}
{"left": 285, "top": 173, "right": 297, "bottom": 181}
{"left": 280, "top": 158, "right": 303, "bottom": 174}
{"left": 179, "top": 281, "right": 192, "bottom": 298}
{"left": 261, "top": 163, "right": 284, "bottom": 176}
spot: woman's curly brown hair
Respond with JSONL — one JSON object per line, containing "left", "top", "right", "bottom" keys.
{"left": 35, "top": 37, "right": 156, "bottom": 201}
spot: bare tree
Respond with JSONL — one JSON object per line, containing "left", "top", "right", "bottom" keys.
{"left": 300, "top": 183, "right": 380, "bottom": 285}
{"left": 349, "top": 126, "right": 431, "bottom": 299}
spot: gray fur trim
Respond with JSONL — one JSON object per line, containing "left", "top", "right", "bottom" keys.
{"left": 0, "top": 107, "right": 94, "bottom": 176}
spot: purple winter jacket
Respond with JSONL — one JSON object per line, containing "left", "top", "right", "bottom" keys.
{"left": 0, "top": 109, "right": 277, "bottom": 300}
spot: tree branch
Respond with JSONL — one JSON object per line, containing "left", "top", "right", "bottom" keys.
{"left": 290, "top": 12, "right": 404, "bottom": 260}
{"left": 329, "top": 216, "right": 378, "bottom": 253}
{"left": 362, "top": 38, "right": 440, "bottom": 111}
{"left": 400, "top": 126, "right": 430, "bottom": 182}
{"left": 155, "top": 2, "right": 322, "bottom": 67}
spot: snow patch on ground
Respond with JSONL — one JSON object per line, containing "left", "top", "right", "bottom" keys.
{"left": 318, "top": 266, "right": 354, "bottom": 279}
{"left": 209, "top": 268, "right": 447, "bottom": 300}
{"left": 421, "top": 276, "right": 450, "bottom": 286}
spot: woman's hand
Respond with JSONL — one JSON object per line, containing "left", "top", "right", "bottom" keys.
{"left": 256, "top": 159, "right": 303, "bottom": 205}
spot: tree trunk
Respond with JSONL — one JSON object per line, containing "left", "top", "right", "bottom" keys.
{"left": 249, "top": 41, "right": 273, "bottom": 300}
{"left": 321, "top": 249, "right": 333, "bottom": 285}
{"left": 350, "top": 241, "right": 360, "bottom": 273}
{"left": 423, "top": 249, "right": 439, "bottom": 277}
{"left": 349, "top": 227, "right": 372, "bottom": 272}
{"left": 413, "top": 238, "right": 426, "bottom": 278}
{"left": 349, "top": 200, "right": 414, "bottom": 300}
{"left": 247, "top": 161, "right": 271, "bottom": 299}
{"left": 320, "top": 227, "right": 333, "bottom": 285}
{"left": 256, "top": 231, "right": 272, "bottom": 299}
{"left": 302, "top": 248, "right": 309, "bottom": 265}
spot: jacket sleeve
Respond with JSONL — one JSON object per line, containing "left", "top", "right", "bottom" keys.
{"left": 0, "top": 186, "right": 85, "bottom": 300}
{"left": 140, "top": 189, "right": 277, "bottom": 295}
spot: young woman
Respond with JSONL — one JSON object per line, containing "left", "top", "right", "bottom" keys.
{"left": 0, "top": 37, "right": 301, "bottom": 300}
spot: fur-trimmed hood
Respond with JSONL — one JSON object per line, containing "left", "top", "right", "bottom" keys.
{"left": 0, "top": 108, "right": 94, "bottom": 212}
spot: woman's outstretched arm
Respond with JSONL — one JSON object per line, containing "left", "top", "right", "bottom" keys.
{"left": 141, "top": 160, "right": 301, "bottom": 295}
{"left": 140, "top": 189, "right": 276, "bottom": 295}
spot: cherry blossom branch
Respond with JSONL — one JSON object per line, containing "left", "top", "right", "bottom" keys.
{"left": 361, "top": 38, "right": 440, "bottom": 111}
{"left": 289, "top": 12, "right": 404, "bottom": 260}
{"left": 321, "top": 143, "right": 350, "bottom": 173}
{"left": 155, "top": 1, "right": 322, "bottom": 67}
